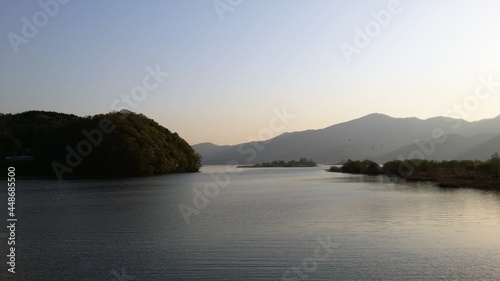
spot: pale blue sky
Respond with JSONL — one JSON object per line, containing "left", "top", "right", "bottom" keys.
{"left": 1, "top": 0, "right": 500, "bottom": 145}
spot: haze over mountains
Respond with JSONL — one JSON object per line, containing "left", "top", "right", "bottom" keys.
{"left": 194, "top": 113, "right": 500, "bottom": 165}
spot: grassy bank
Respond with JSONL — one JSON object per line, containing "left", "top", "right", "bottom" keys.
{"left": 329, "top": 154, "right": 500, "bottom": 190}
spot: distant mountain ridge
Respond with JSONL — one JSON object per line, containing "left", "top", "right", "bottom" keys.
{"left": 194, "top": 113, "right": 500, "bottom": 164}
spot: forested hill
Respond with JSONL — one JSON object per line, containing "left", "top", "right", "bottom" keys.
{"left": 0, "top": 110, "right": 201, "bottom": 178}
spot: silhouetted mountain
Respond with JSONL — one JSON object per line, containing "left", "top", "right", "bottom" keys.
{"left": 457, "top": 134, "right": 500, "bottom": 160}
{"left": 374, "top": 134, "right": 494, "bottom": 163}
{"left": 192, "top": 142, "right": 231, "bottom": 161}
{"left": 455, "top": 114, "right": 500, "bottom": 137}
{"left": 194, "top": 113, "right": 500, "bottom": 164}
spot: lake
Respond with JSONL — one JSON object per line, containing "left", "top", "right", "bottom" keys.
{"left": 2, "top": 165, "right": 500, "bottom": 280}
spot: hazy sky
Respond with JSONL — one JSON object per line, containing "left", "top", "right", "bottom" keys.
{"left": 1, "top": 0, "right": 500, "bottom": 145}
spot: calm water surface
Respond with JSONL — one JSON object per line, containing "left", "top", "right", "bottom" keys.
{"left": 2, "top": 165, "right": 500, "bottom": 280}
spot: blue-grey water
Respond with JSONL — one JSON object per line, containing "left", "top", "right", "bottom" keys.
{"left": 2, "top": 165, "right": 500, "bottom": 280}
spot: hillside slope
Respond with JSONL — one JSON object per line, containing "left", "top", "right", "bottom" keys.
{"left": 457, "top": 134, "right": 500, "bottom": 160}
{"left": 0, "top": 110, "right": 201, "bottom": 178}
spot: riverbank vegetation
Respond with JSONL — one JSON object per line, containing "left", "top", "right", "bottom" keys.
{"left": 329, "top": 154, "right": 500, "bottom": 189}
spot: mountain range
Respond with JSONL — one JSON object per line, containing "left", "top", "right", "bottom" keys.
{"left": 194, "top": 113, "right": 500, "bottom": 165}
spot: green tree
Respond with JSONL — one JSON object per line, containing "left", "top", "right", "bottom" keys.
{"left": 366, "top": 162, "right": 382, "bottom": 175}
{"left": 491, "top": 153, "right": 500, "bottom": 177}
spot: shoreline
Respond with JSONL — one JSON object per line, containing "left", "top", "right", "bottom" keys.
{"left": 237, "top": 165, "right": 318, "bottom": 168}
{"left": 404, "top": 172, "right": 500, "bottom": 190}
{"left": 0, "top": 170, "right": 200, "bottom": 181}
{"left": 327, "top": 169, "right": 500, "bottom": 191}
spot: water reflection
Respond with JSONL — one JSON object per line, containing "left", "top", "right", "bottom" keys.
{"left": 4, "top": 166, "right": 500, "bottom": 280}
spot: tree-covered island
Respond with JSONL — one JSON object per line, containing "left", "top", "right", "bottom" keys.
{"left": 238, "top": 158, "right": 317, "bottom": 168}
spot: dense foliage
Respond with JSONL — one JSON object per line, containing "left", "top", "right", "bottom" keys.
{"left": 382, "top": 154, "right": 500, "bottom": 178}
{"left": 252, "top": 158, "right": 317, "bottom": 167}
{"left": 0, "top": 110, "right": 201, "bottom": 178}
{"left": 330, "top": 154, "right": 500, "bottom": 189}
{"left": 340, "top": 159, "right": 382, "bottom": 174}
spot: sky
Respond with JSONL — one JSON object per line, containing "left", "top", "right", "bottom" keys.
{"left": 1, "top": 0, "right": 500, "bottom": 145}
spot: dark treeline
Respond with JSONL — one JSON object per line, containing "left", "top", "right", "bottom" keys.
{"left": 330, "top": 154, "right": 500, "bottom": 189}
{"left": 0, "top": 110, "right": 201, "bottom": 178}
{"left": 337, "top": 159, "right": 382, "bottom": 174}
{"left": 249, "top": 158, "right": 317, "bottom": 167}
